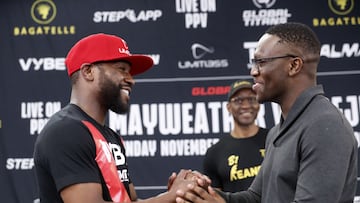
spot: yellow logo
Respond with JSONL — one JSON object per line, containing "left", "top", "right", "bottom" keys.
{"left": 31, "top": 0, "right": 57, "bottom": 25}
{"left": 13, "top": 0, "right": 75, "bottom": 36}
{"left": 313, "top": 0, "right": 359, "bottom": 27}
{"left": 328, "top": 0, "right": 354, "bottom": 15}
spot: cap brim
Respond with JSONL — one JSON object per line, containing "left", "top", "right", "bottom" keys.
{"left": 228, "top": 85, "right": 254, "bottom": 100}
{"left": 119, "top": 55, "right": 154, "bottom": 76}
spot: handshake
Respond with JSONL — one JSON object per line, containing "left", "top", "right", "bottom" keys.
{"left": 166, "top": 169, "right": 225, "bottom": 203}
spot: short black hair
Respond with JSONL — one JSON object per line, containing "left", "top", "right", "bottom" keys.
{"left": 266, "top": 22, "right": 321, "bottom": 55}
{"left": 70, "top": 70, "right": 80, "bottom": 85}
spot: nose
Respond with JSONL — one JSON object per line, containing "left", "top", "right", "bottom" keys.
{"left": 124, "top": 73, "right": 135, "bottom": 86}
{"left": 239, "top": 101, "right": 251, "bottom": 108}
{"left": 250, "top": 66, "right": 259, "bottom": 76}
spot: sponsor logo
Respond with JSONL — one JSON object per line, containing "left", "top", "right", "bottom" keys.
{"left": 242, "top": 0, "right": 292, "bottom": 27}
{"left": 313, "top": 0, "right": 359, "bottom": 26}
{"left": 321, "top": 42, "right": 360, "bottom": 58}
{"left": 18, "top": 54, "right": 158, "bottom": 73}
{"left": 192, "top": 43, "right": 214, "bottom": 59}
{"left": 252, "top": 0, "right": 276, "bottom": 8}
{"left": 328, "top": 0, "right": 354, "bottom": 15}
{"left": 31, "top": 0, "right": 56, "bottom": 24}
{"left": 19, "top": 57, "right": 66, "bottom": 72}
{"left": 243, "top": 42, "right": 258, "bottom": 69}
{"left": 178, "top": 43, "right": 229, "bottom": 69}
{"left": 192, "top": 86, "right": 230, "bottom": 96}
{"left": 13, "top": 0, "right": 76, "bottom": 36}
{"left": 175, "top": 0, "right": 217, "bottom": 29}
{"left": 21, "top": 101, "right": 61, "bottom": 135}
{"left": 93, "top": 9, "right": 162, "bottom": 23}
{"left": 6, "top": 158, "right": 34, "bottom": 170}
{"left": 147, "top": 54, "right": 160, "bottom": 65}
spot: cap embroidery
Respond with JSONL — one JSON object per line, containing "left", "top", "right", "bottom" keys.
{"left": 233, "top": 81, "right": 250, "bottom": 88}
{"left": 119, "top": 48, "right": 130, "bottom": 55}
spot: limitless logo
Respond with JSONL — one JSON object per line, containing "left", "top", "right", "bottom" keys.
{"left": 191, "top": 43, "right": 215, "bottom": 59}
{"left": 178, "top": 43, "right": 228, "bottom": 69}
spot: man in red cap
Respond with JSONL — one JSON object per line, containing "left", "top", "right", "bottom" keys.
{"left": 33, "top": 33, "right": 207, "bottom": 203}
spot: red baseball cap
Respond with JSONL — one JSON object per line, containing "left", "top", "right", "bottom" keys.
{"left": 65, "top": 33, "right": 154, "bottom": 76}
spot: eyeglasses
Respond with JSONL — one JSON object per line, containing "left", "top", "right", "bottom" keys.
{"left": 250, "top": 54, "right": 298, "bottom": 72}
{"left": 230, "top": 96, "right": 258, "bottom": 105}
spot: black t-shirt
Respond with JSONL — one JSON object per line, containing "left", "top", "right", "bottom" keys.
{"left": 203, "top": 128, "right": 268, "bottom": 192}
{"left": 33, "top": 104, "right": 131, "bottom": 203}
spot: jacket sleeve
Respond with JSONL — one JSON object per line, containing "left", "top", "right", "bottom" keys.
{"left": 217, "top": 189, "right": 261, "bottom": 203}
{"left": 293, "top": 113, "right": 357, "bottom": 202}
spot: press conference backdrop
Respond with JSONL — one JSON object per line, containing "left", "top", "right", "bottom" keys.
{"left": 0, "top": 0, "right": 359, "bottom": 202}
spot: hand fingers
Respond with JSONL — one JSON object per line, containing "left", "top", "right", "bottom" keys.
{"left": 191, "top": 170, "right": 212, "bottom": 185}
{"left": 207, "top": 186, "right": 226, "bottom": 203}
{"left": 191, "top": 184, "right": 209, "bottom": 198}
{"left": 176, "top": 186, "right": 204, "bottom": 203}
{"left": 178, "top": 169, "right": 192, "bottom": 179}
{"left": 175, "top": 197, "right": 192, "bottom": 203}
{"left": 167, "top": 172, "right": 177, "bottom": 190}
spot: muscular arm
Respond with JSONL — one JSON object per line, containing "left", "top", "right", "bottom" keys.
{"left": 61, "top": 183, "right": 113, "bottom": 203}
{"left": 61, "top": 170, "right": 201, "bottom": 203}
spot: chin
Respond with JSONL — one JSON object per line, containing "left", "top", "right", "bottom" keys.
{"left": 110, "top": 105, "right": 129, "bottom": 114}
{"left": 256, "top": 96, "right": 266, "bottom": 104}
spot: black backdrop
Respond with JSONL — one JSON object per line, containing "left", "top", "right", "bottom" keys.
{"left": 1, "top": 0, "right": 360, "bottom": 202}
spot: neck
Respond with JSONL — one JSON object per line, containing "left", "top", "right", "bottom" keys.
{"left": 231, "top": 123, "right": 259, "bottom": 138}
{"left": 70, "top": 90, "right": 107, "bottom": 125}
{"left": 280, "top": 79, "right": 316, "bottom": 119}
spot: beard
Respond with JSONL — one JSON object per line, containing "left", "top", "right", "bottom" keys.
{"left": 98, "top": 75, "right": 129, "bottom": 114}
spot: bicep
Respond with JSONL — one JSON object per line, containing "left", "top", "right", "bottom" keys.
{"left": 60, "top": 182, "right": 105, "bottom": 203}
{"left": 45, "top": 122, "right": 101, "bottom": 192}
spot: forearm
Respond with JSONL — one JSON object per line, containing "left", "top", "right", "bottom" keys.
{"left": 217, "top": 189, "right": 260, "bottom": 203}
{"left": 136, "top": 191, "right": 176, "bottom": 203}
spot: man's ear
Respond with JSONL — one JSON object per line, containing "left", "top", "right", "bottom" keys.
{"left": 289, "top": 57, "right": 303, "bottom": 76}
{"left": 79, "top": 63, "right": 94, "bottom": 81}
{"left": 226, "top": 102, "right": 232, "bottom": 114}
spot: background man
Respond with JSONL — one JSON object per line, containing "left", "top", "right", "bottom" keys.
{"left": 203, "top": 80, "right": 268, "bottom": 192}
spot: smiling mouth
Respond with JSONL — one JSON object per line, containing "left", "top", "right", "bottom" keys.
{"left": 240, "top": 112, "right": 253, "bottom": 116}
{"left": 121, "top": 89, "right": 130, "bottom": 96}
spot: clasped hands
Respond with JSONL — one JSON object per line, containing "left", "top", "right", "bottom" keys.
{"left": 167, "top": 169, "right": 225, "bottom": 203}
